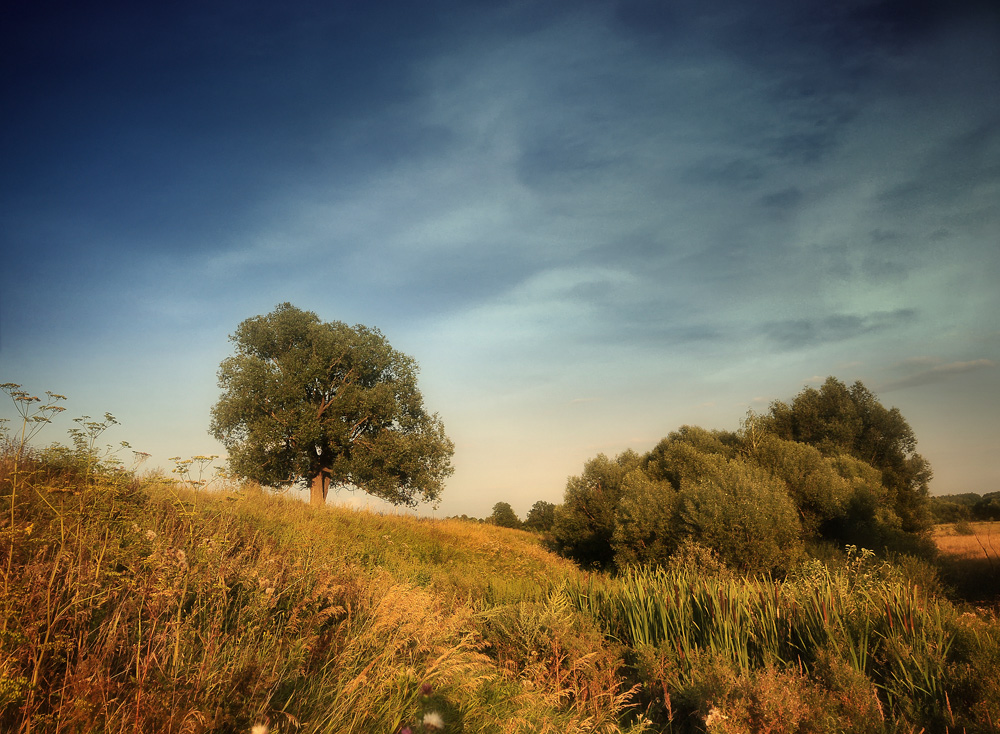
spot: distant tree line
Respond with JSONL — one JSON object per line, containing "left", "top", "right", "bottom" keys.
{"left": 455, "top": 501, "right": 557, "bottom": 531}
{"left": 549, "top": 377, "right": 935, "bottom": 574}
{"left": 930, "top": 492, "right": 1000, "bottom": 523}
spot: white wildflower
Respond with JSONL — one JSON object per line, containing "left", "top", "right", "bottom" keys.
{"left": 251, "top": 725, "right": 268, "bottom": 734}
{"left": 705, "top": 706, "right": 728, "bottom": 727}
{"left": 422, "top": 711, "right": 445, "bottom": 730}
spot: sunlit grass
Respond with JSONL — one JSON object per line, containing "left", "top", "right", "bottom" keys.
{"left": 934, "top": 521, "right": 1000, "bottom": 561}
{"left": 3, "top": 431, "right": 1000, "bottom": 733}
{"left": 0, "top": 446, "right": 639, "bottom": 734}
{"left": 933, "top": 521, "right": 1000, "bottom": 607}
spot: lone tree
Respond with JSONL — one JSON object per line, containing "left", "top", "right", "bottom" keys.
{"left": 210, "top": 303, "right": 454, "bottom": 508}
{"left": 489, "top": 501, "right": 521, "bottom": 529}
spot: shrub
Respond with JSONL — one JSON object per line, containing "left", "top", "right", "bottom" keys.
{"left": 677, "top": 455, "right": 804, "bottom": 574}
{"left": 747, "top": 435, "right": 853, "bottom": 536}
{"left": 611, "top": 469, "right": 680, "bottom": 568}
{"left": 954, "top": 518, "right": 975, "bottom": 536}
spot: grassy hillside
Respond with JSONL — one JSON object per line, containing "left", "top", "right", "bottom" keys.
{"left": 3, "top": 451, "right": 1000, "bottom": 733}
{"left": 1, "top": 455, "right": 632, "bottom": 734}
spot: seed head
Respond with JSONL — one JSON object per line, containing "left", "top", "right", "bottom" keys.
{"left": 422, "top": 711, "right": 444, "bottom": 730}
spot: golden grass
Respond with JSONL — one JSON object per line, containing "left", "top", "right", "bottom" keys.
{"left": 932, "top": 522, "right": 1000, "bottom": 562}
{"left": 5, "top": 447, "right": 1000, "bottom": 733}
{"left": 1, "top": 464, "right": 641, "bottom": 734}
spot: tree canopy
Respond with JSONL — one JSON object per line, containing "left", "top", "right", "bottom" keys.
{"left": 210, "top": 303, "right": 454, "bottom": 508}
{"left": 762, "top": 377, "right": 932, "bottom": 532}
{"left": 524, "top": 500, "right": 556, "bottom": 532}
{"left": 489, "top": 502, "right": 521, "bottom": 529}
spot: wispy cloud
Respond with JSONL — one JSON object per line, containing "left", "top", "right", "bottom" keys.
{"left": 882, "top": 359, "right": 997, "bottom": 392}
{"left": 762, "top": 310, "right": 917, "bottom": 350}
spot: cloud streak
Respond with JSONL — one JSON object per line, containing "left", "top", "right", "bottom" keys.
{"left": 881, "top": 360, "right": 998, "bottom": 392}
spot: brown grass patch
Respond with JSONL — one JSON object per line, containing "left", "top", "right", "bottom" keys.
{"left": 933, "top": 522, "right": 1000, "bottom": 562}
{"left": 933, "top": 522, "right": 1000, "bottom": 604}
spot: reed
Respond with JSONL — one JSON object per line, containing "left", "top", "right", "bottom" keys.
{"left": 564, "top": 551, "right": 981, "bottom": 729}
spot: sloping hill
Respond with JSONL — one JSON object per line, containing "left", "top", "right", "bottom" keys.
{"left": 1, "top": 472, "right": 630, "bottom": 733}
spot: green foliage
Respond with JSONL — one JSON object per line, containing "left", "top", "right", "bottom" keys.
{"left": 953, "top": 518, "right": 975, "bottom": 535}
{"left": 553, "top": 377, "right": 937, "bottom": 574}
{"left": 745, "top": 434, "right": 852, "bottom": 535}
{"left": 763, "top": 377, "right": 933, "bottom": 533}
{"left": 644, "top": 425, "right": 737, "bottom": 488}
{"left": 932, "top": 492, "right": 1000, "bottom": 523}
{"left": 523, "top": 500, "right": 555, "bottom": 532}
{"left": 551, "top": 450, "right": 641, "bottom": 570}
{"left": 210, "top": 303, "right": 454, "bottom": 508}
{"left": 611, "top": 469, "right": 680, "bottom": 568}
{"left": 488, "top": 501, "right": 521, "bottom": 529}
{"left": 929, "top": 498, "right": 973, "bottom": 524}
{"left": 677, "top": 454, "right": 804, "bottom": 574}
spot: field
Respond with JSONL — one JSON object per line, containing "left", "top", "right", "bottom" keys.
{"left": 934, "top": 522, "right": 1000, "bottom": 560}
{"left": 3, "top": 449, "right": 1000, "bottom": 733}
{"left": 933, "top": 522, "right": 1000, "bottom": 603}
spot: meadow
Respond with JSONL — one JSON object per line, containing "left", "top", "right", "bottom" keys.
{"left": 934, "top": 522, "right": 1000, "bottom": 562}
{"left": 2, "top": 442, "right": 1000, "bottom": 733}
{"left": 933, "top": 522, "right": 1000, "bottom": 605}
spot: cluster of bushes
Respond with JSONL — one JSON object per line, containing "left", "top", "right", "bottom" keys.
{"left": 551, "top": 377, "right": 936, "bottom": 574}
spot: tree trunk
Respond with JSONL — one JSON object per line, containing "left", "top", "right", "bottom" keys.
{"left": 310, "top": 472, "right": 329, "bottom": 508}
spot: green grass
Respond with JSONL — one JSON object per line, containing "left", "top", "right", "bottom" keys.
{"left": 564, "top": 555, "right": 998, "bottom": 731}
{"left": 3, "top": 445, "right": 1000, "bottom": 733}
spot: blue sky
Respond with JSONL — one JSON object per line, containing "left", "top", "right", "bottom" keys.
{"left": 2, "top": 0, "right": 998, "bottom": 518}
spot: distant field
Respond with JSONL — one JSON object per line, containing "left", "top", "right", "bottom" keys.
{"left": 933, "top": 521, "right": 1000, "bottom": 561}
{"left": 933, "top": 521, "right": 1000, "bottom": 604}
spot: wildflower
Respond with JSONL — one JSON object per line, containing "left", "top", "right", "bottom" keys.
{"left": 145, "top": 530, "right": 157, "bottom": 541}
{"left": 422, "top": 711, "right": 445, "bottom": 730}
{"left": 176, "top": 550, "right": 186, "bottom": 563}
{"left": 705, "top": 706, "right": 728, "bottom": 727}
{"left": 251, "top": 725, "right": 268, "bottom": 734}
{"left": 420, "top": 682, "right": 433, "bottom": 696}
{"left": 399, "top": 728, "right": 413, "bottom": 734}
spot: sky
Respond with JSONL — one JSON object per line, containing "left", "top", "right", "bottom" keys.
{"left": 2, "top": 0, "right": 998, "bottom": 519}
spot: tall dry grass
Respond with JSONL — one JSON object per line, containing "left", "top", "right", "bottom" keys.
{"left": 3, "top": 388, "right": 1000, "bottom": 734}
{"left": 0, "top": 438, "right": 641, "bottom": 734}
